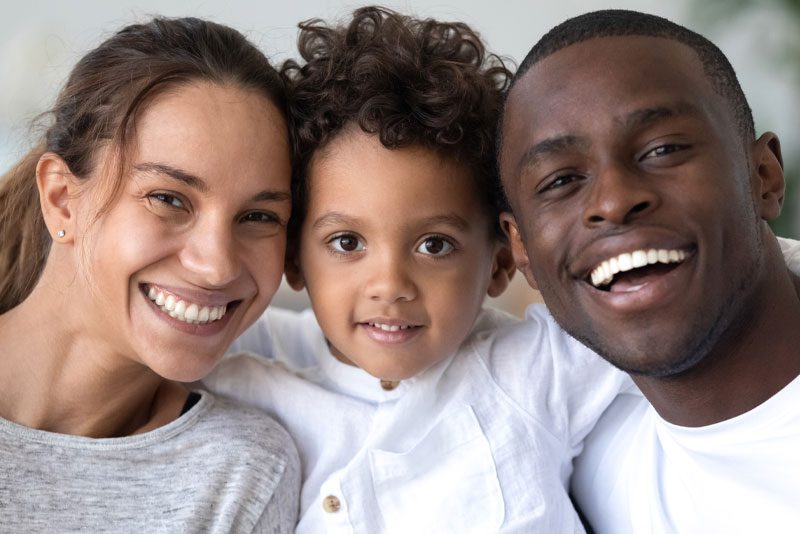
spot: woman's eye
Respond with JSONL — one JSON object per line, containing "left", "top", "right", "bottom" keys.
{"left": 149, "top": 192, "right": 184, "bottom": 209}
{"left": 329, "top": 234, "right": 364, "bottom": 253}
{"left": 416, "top": 236, "right": 454, "bottom": 257}
{"left": 241, "top": 211, "right": 280, "bottom": 224}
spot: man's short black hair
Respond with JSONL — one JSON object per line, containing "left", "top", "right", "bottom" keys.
{"left": 505, "top": 9, "right": 755, "bottom": 144}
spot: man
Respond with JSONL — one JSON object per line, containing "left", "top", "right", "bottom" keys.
{"left": 498, "top": 9, "right": 800, "bottom": 533}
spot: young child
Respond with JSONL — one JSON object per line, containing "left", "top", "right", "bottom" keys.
{"left": 204, "top": 7, "right": 627, "bottom": 532}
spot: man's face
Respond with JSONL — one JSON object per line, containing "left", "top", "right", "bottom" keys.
{"left": 500, "top": 35, "right": 773, "bottom": 376}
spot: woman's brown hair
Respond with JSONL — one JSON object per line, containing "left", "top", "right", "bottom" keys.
{"left": 0, "top": 17, "right": 286, "bottom": 313}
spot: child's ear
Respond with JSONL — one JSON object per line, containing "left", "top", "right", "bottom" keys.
{"left": 499, "top": 212, "right": 538, "bottom": 290}
{"left": 37, "top": 153, "right": 78, "bottom": 242}
{"left": 751, "top": 132, "right": 785, "bottom": 221}
{"left": 486, "top": 241, "right": 516, "bottom": 298}
{"left": 284, "top": 251, "right": 306, "bottom": 291}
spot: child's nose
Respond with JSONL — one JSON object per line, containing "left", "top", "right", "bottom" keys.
{"left": 364, "top": 254, "right": 418, "bottom": 303}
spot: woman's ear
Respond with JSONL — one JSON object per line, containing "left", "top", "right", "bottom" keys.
{"left": 499, "top": 212, "right": 538, "bottom": 290}
{"left": 36, "top": 153, "right": 78, "bottom": 242}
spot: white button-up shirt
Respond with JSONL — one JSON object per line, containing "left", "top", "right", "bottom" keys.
{"left": 205, "top": 306, "right": 628, "bottom": 533}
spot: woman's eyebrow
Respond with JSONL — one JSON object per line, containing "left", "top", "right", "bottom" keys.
{"left": 133, "top": 162, "right": 207, "bottom": 192}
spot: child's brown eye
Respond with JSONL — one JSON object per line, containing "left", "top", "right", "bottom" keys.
{"left": 339, "top": 236, "right": 358, "bottom": 251}
{"left": 417, "top": 236, "right": 454, "bottom": 257}
{"left": 424, "top": 238, "right": 444, "bottom": 254}
{"left": 329, "top": 233, "right": 365, "bottom": 253}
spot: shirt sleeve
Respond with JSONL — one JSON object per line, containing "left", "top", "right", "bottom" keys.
{"left": 778, "top": 236, "right": 800, "bottom": 274}
{"left": 471, "top": 304, "right": 631, "bottom": 453}
{"left": 251, "top": 448, "right": 301, "bottom": 534}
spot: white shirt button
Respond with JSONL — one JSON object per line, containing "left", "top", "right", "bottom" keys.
{"left": 322, "top": 495, "right": 341, "bottom": 513}
{"left": 380, "top": 380, "right": 400, "bottom": 391}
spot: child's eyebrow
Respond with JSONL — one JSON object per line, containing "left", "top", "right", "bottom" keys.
{"left": 312, "top": 211, "right": 360, "bottom": 229}
{"left": 416, "top": 214, "right": 471, "bottom": 232}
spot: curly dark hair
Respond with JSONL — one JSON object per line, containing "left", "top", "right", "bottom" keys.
{"left": 282, "top": 5, "right": 513, "bottom": 240}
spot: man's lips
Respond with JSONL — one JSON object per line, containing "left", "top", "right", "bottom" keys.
{"left": 587, "top": 247, "right": 690, "bottom": 289}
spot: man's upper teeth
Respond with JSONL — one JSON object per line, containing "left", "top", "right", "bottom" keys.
{"left": 369, "top": 322, "right": 413, "bottom": 332}
{"left": 590, "top": 249, "right": 686, "bottom": 287}
{"left": 146, "top": 286, "right": 227, "bottom": 325}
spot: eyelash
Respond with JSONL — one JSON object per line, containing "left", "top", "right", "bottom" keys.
{"left": 415, "top": 234, "right": 456, "bottom": 258}
{"left": 147, "top": 191, "right": 282, "bottom": 227}
{"left": 327, "top": 233, "right": 365, "bottom": 255}
{"left": 240, "top": 211, "right": 282, "bottom": 225}
{"left": 148, "top": 191, "right": 185, "bottom": 210}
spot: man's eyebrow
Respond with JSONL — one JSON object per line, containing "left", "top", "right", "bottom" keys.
{"left": 516, "top": 135, "right": 589, "bottom": 173}
{"left": 620, "top": 102, "right": 700, "bottom": 129}
{"left": 133, "top": 162, "right": 207, "bottom": 192}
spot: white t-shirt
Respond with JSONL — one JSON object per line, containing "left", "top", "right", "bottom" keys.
{"left": 204, "top": 306, "right": 628, "bottom": 533}
{"left": 571, "top": 237, "right": 800, "bottom": 534}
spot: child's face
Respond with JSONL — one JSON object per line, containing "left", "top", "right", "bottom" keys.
{"left": 289, "top": 131, "right": 511, "bottom": 381}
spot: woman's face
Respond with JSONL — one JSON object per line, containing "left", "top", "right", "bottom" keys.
{"left": 72, "top": 81, "right": 291, "bottom": 381}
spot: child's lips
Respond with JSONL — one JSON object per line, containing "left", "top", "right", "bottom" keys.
{"left": 358, "top": 321, "right": 424, "bottom": 344}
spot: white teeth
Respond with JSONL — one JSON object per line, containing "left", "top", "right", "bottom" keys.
{"left": 185, "top": 303, "right": 199, "bottom": 322}
{"left": 589, "top": 248, "right": 688, "bottom": 288}
{"left": 144, "top": 286, "right": 228, "bottom": 326}
{"left": 368, "top": 322, "right": 414, "bottom": 332}
{"left": 632, "top": 250, "right": 647, "bottom": 268}
{"left": 618, "top": 253, "right": 633, "bottom": 271}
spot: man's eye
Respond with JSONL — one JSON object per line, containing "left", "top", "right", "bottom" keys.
{"left": 329, "top": 234, "right": 364, "bottom": 253}
{"left": 642, "top": 144, "right": 687, "bottom": 159}
{"left": 542, "top": 173, "right": 580, "bottom": 192}
{"left": 416, "top": 236, "right": 455, "bottom": 257}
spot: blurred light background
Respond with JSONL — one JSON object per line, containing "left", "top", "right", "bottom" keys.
{"left": 3, "top": 0, "right": 798, "bottom": 315}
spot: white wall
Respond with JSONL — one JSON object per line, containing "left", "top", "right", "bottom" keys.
{"left": 2, "top": 0, "right": 797, "bottom": 312}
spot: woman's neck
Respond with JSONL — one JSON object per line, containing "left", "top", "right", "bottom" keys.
{"left": 0, "top": 283, "right": 187, "bottom": 438}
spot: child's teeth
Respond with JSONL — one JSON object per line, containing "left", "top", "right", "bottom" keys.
{"left": 145, "top": 286, "right": 227, "bottom": 325}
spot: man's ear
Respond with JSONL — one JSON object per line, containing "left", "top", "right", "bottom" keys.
{"left": 486, "top": 240, "right": 517, "bottom": 298}
{"left": 499, "top": 212, "right": 538, "bottom": 290}
{"left": 751, "top": 132, "right": 785, "bottom": 221}
{"left": 283, "top": 248, "right": 306, "bottom": 291}
{"left": 36, "top": 153, "right": 77, "bottom": 242}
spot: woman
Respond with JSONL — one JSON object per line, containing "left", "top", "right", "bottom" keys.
{"left": 0, "top": 17, "right": 299, "bottom": 532}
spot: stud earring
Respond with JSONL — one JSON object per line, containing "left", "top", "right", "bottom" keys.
{"left": 57, "top": 230, "right": 66, "bottom": 238}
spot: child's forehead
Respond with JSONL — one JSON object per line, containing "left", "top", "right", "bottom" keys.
{"left": 309, "top": 129, "right": 476, "bottom": 188}
{"left": 302, "top": 131, "right": 492, "bottom": 230}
